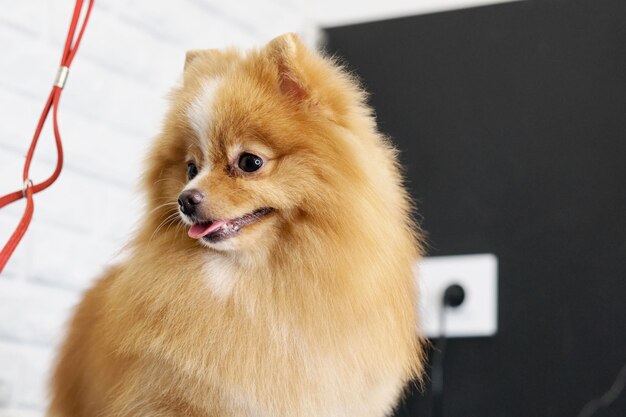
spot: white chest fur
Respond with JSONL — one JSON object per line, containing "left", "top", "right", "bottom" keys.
{"left": 203, "top": 254, "right": 239, "bottom": 300}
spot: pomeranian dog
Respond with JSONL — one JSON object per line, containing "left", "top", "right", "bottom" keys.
{"left": 48, "top": 33, "right": 423, "bottom": 417}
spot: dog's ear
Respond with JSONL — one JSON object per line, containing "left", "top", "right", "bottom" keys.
{"left": 266, "top": 33, "right": 310, "bottom": 102}
{"left": 184, "top": 49, "right": 204, "bottom": 71}
{"left": 184, "top": 49, "right": 215, "bottom": 71}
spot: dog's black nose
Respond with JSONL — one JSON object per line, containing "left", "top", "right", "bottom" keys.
{"left": 178, "top": 189, "right": 204, "bottom": 216}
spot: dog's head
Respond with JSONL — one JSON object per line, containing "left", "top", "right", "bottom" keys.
{"left": 142, "top": 33, "right": 385, "bottom": 253}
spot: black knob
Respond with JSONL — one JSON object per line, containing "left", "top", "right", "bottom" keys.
{"left": 443, "top": 283, "right": 465, "bottom": 308}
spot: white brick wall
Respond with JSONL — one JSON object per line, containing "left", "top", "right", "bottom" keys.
{"left": 0, "top": 1, "right": 315, "bottom": 414}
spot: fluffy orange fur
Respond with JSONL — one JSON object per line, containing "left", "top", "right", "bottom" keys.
{"left": 48, "top": 33, "right": 424, "bottom": 417}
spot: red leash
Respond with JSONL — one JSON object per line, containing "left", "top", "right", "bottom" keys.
{"left": 0, "top": 0, "right": 94, "bottom": 274}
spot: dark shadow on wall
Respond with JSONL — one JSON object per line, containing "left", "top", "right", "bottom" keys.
{"left": 324, "top": 1, "right": 626, "bottom": 416}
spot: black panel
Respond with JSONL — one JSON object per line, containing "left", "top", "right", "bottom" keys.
{"left": 325, "top": 1, "right": 626, "bottom": 416}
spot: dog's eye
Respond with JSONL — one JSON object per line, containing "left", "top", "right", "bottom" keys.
{"left": 238, "top": 153, "right": 263, "bottom": 173}
{"left": 187, "top": 162, "right": 198, "bottom": 180}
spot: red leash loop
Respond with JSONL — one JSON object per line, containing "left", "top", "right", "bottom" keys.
{"left": 0, "top": 0, "right": 94, "bottom": 274}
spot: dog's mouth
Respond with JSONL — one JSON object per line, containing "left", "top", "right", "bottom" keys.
{"left": 187, "top": 207, "right": 274, "bottom": 243}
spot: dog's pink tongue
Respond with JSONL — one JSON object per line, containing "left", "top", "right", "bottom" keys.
{"left": 188, "top": 221, "right": 226, "bottom": 239}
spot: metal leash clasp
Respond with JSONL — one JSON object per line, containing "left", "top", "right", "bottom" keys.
{"left": 54, "top": 66, "right": 70, "bottom": 88}
{"left": 22, "top": 179, "right": 33, "bottom": 198}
